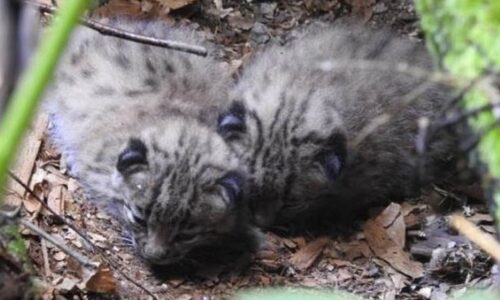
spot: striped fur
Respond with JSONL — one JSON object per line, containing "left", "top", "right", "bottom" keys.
{"left": 45, "top": 21, "right": 257, "bottom": 265}
{"left": 223, "top": 26, "right": 458, "bottom": 228}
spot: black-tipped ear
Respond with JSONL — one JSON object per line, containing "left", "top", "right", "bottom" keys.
{"left": 117, "top": 138, "right": 148, "bottom": 174}
{"left": 219, "top": 172, "right": 245, "bottom": 203}
{"left": 321, "top": 133, "right": 347, "bottom": 180}
{"left": 325, "top": 152, "right": 343, "bottom": 180}
{"left": 217, "top": 102, "right": 246, "bottom": 138}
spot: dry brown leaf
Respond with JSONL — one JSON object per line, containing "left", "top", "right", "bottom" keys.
{"left": 304, "top": 0, "right": 339, "bottom": 12}
{"left": 67, "top": 257, "right": 84, "bottom": 278}
{"left": 346, "top": 0, "right": 375, "bottom": 23}
{"left": 57, "top": 277, "right": 79, "bottom": 292}
{"left": 46, "top": 185, "right": 65, "bottom": 216}
{"left": 4, "top": 113, "right": 48, "bottom": 208}
{"left": 375, "top": 203, "right": 406, "bottom": 248}
{"left": 343, "top": 240, "right": 372, "bottom": 260}
{"left": 156, "top": 0, "right": 196, "bottom": 10}
{"left": 85, "top": 264, "right": 117, "bottom": 294}
{"left": 289, "top": 237, "right": 329, "bottom": 271}
{"left": 282, "top": 238, "right": 297, "bottom": 249}
{"left": 364, "top": 218, "right": 424, "bottom": 278}
{"left": 23, "top": 184, "right": 43, "bottom": 214}
{"left": 53, "top": 251, "right": 67, "bottom": 261}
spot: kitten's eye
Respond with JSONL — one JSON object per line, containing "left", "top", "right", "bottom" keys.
{"left": 217, "top": 102, "right": 246, "bottom": 137}
{"left": 219, "top": 172, "right": 244, "bottom": 203}
{"left": 324, "top": 151, "right": 343, "bottom": 180}
{"left": 117, "top": 138, "right": 148, "bottom": 174}
{"left": 176, "top": 232, "right": 197, "bottom": 243}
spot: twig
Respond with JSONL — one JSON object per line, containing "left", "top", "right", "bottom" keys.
{"left": 41, "top": 238, "right": 52, "bottom": 277}
{"left": 459, "top": 119, "right": 500, "bottom": 153}
{"left": 437, "top": 76, "right": 483, "bottom": 118}
{"left": 449, "top": 214, "right": 500, "bottom": 263}
{"left": 0, "top": 210, "right": 97, "bottom": 268}
{"left": 27, "top": 1, "right": 208, "bottom": 57}
{"left": 8, "top": 171, "right": 159, "bottom": 300}
{"left": 434, "top": 102, "right": 500, "bottom": 129}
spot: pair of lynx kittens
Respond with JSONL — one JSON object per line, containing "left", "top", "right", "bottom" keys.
{"left": 45, "top": 20, "right": 457, "bottom": 265}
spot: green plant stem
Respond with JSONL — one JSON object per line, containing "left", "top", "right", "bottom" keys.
{"left": 0, "top": 0, "right": 89, "bottom": 199}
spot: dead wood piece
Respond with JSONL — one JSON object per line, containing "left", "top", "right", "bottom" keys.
{"left": 289, "top": 237, "right": 329, "bottom": 271}
{"left": 449, "top": 214, "right": 500, "bottom": 263}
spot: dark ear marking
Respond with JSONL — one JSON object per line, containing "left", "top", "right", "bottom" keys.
{"left": 325, "top": 152, "right": 343, "bottom": 180}
{"left": 219, "top": 172, "right": 245, "bottom": 204}
{"left": 117, "top": 138, "right": 148, "bottom": 174}
{"left": 217, "top": 101, "right": 246, "bottom": 138}
{"left": 320, "top": 133, "right": 347, "bottom": 180}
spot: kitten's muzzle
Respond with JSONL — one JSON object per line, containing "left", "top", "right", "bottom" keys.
{"left": 141, "top": 242, "right": 184, "bottom": 265}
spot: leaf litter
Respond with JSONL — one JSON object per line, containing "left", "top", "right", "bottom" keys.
{"left": 4, "top": 0, "right": 499, "bottom": 299}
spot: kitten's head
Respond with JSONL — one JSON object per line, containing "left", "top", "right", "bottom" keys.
{"left": 111, "top": 120, "right": 250, "bottom": 265}
{"left": 219, "top": 86, "right": 347, "bottom": 227}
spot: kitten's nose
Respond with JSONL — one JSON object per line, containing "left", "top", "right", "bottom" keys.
{"left": 142, "top": 241, "right": 168, "bottom": 263}
{"left": 250, "top": 186, "right": 281, "bottom": 228}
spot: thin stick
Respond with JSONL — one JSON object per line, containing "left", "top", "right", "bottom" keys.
{"left": 28, "top": 1, "right": 208, "bottom": 57}
{"left": 0, "top": 210, "right": 97, "bottom": 268}
{"left": 435, "top": 102, "right": 500, "bottom": 129}
{"left": 449, "top": 214, "right": 500, "bottom": 263}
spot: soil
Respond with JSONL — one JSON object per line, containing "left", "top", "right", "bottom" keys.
{"left": 2, "top": 0, "right": 499, "bottom": 299}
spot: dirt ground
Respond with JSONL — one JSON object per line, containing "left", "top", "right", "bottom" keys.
{"left": 2, "top": 0, "right": 500, "bottom": 299}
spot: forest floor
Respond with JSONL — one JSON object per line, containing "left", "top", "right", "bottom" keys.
{"left": 1, "top": 0, "right": 500, "bottom": 299}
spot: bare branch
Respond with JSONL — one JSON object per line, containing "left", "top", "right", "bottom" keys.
{"left": 26, "top": 1, "right": 208, "bottom": 57}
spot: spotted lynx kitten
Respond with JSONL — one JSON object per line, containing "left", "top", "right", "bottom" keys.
{"left": 219, "top": 26, "right": 458, "bottom": 228}
{"left": 45, "top": 21, "right": 258, "bottom": 265}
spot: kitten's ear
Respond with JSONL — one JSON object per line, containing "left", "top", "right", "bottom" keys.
{"left": 323, "top": 133, "right": 347, "bottom": 180}
{"left": 217, "top": 101, "right": 246, "bottom": 139}
{"left": 219, "top": 172, "right": 245, "bottom": 204}
{"left": 117, "top": 138, "right": 148, "bottom": 174}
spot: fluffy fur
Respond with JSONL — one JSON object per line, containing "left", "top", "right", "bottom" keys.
{"left": 221, "top": 26, "right": 458, "bottom": 228}
{"left": 45, "top": 21, "right": 257, "bottom": 265}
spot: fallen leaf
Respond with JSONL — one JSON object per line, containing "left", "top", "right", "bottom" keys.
{"left": 176, "top": 294, "right": 192, "bottom": 300}
{"left": 289, "top": 237, "right": 329, "bottom": 271}
{"left": 375, "top": 203, "right": 406, "bottom": 248}
{"left": 53, "top": 251, "right": 66, "bottom": 261}
{"left": 364, "top": 218, "right": 424, "bottom": 278}
{"left": 156, "top": 0, "right": 196, "bottom": 10}
{"left": 85, "top": 264, "right": 117, "bottom": 294}
{"left": 23, "top": 184, "right": 43, "bottom": 214}
{"left": 282, "top": 238, "right": 297, "bottom": 249}
{"left": 46, "top": 185, "right": 65, "bottom": 216}
{"left": 67, "top": 257, "right": 84, "bottom": 278}
{"left": 346, "top": 0, "right": 375, "bottom": 23}
{"left": 57, "top": 277, "right": 79, "bottom": 291}
{"left": 343, "top": 240, "right": 372, "bottom": 260}
{"left": 88, "top": 233, "right": 107, "bottom": 243}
